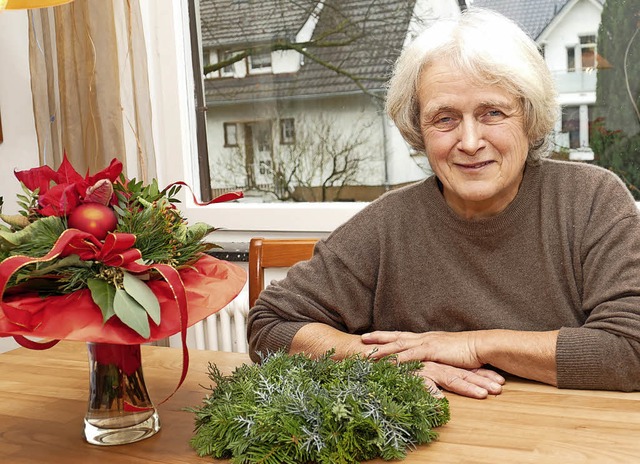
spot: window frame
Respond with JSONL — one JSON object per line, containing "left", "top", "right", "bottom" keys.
{"left": 567, "top": 46, "right": 576, "bottom": 72}
{"left": 223, "top": 122, "right": 239, "bottom": 147}
{"left": 219, "top": 49, "right": 238, "bottom": 77}
{"left": 579, "top": 34, "right": 597, "bottom": 71}
{"left": 248, "top": 49, "right": 272, "bottom": 74}
{"left": 279, "top": 118, "right": 295, "bottom": 145}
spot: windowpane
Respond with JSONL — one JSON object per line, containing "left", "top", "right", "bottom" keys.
{"left": 224, "top": 123, "right": 238, "bottom": 147}
{"left": 280, "top": 118, "right": 295, "bottom": 145}
{"left": 567, "top": 47, "right": 575, "bottom": 72}
{"left": 249, "top": 50, "right": 272, "bottom": 71}
{"left": 579, "top": 34, "right": 597, "bottom": 70}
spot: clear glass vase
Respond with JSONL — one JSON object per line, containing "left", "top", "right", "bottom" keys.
{"left": 83, "top": 342, "right": 161, "bottom": 445}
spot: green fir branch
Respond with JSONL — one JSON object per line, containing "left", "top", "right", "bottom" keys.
{"left": 188, "top": 351, "right": 450, "bottom": 463}
{"left": 114, "top": 180, "right": 212, "bottom": 266}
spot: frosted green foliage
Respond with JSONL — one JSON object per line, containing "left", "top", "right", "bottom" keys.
{"left": 189, "top": 350, "right": 450, "bottom": 463}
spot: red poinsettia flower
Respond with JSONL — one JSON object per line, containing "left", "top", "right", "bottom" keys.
{"left": 14, "top": 154, "right": 123, "bottom": 217}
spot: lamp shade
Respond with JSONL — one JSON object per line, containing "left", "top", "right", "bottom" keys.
{"left": 1, "top": 0, "right": 73, "bottom": 9}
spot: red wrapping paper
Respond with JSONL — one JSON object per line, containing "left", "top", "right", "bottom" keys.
{"left": 0, "top": 254, "right": 246, "bottom": 344}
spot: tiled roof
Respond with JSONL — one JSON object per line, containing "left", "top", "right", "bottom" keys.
{"left": 471, "top": 0, "right": 570, "bottom": 39}
{"left": 202, "top": 0, "right": 418, "bottom": 105}
{"left": 200, "top": 0, "right": 313, "bottom": 47}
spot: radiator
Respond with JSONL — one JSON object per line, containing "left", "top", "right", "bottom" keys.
{"left": 191, "top": 284, "right": 250, "bottom": 353}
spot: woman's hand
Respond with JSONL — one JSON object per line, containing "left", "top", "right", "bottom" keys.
{"left": 361, "top": 330, "right": 483, "bottom": 368}
{"left": 291, "top": 324, "right": 506, "bottom": 399}
{"left": 417, "top": 362, "right": 505, "bottom": 399}
{"left": 361, "top": 329, "right": 559, "bottom": 387}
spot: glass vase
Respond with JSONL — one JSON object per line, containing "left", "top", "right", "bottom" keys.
{"left": 83, "top": 342, "right": 161, "bottom": 445}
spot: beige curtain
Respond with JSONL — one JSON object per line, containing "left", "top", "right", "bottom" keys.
{"left": 27, "top": 0, "right": 156, "bottom": 181}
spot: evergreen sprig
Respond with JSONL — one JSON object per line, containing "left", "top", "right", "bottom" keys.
{"left": 114, "top": 177, "right": 212, "bottom": 267}
{"left": 188, "top": 351, "right": 450, "bottom": 464}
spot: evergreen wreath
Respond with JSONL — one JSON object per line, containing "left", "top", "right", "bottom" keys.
{"left": 189, "top": 350, "right": 450, "bottom": 463}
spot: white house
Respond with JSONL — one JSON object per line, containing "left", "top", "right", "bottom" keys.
{"left": 474, "top": 0, "right": 605, "bottom": 161}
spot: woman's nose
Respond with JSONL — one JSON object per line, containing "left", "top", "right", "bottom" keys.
{"left": 457, "top": 118, "right": 484, "bottom": 155}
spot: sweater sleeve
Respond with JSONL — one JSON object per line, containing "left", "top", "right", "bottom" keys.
{"left": 247, "top": 223, "right": 381, "bottom": 362}
{"left": 556, "top": 174, "right": 640, "bottom": 391}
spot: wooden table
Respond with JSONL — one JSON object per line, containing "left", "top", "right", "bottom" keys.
{"left": 1, "top": 341, "right": 639, "bottom": 463}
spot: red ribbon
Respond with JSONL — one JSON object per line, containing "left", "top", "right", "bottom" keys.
{"left": 165, "top": 182, "right": 243, "bottom": 206}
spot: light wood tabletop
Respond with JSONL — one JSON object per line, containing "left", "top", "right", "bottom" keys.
{"left": 0, "top": 340, "right": 639, "bottom": 463}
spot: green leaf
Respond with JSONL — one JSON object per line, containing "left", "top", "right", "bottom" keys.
{"left": 112, "top": 204, "right": 127, "bottom": 217}
{"left": 87, "top": 278, "right": 117, "bottom": 323}
{"left": 186, "top": 222, "right": 214, "bottom": 243}
{"left": 122, "top": 271, "right": 161, "bottom": 325}
{"left": 0, "top": 216, "right": 64, "bottom": 248}
{"left": 113, "top": 288, "right": 151, "bottom": 338}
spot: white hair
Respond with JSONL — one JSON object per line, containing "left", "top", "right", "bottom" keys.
{"left": 385, "top": 7, "right": 558, "bottom": 163}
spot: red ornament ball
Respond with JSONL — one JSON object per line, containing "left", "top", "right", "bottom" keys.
{"left": 68, "top": 203, "right": 118, "bottom": 240}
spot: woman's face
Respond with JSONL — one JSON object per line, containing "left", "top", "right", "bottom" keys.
{"left": 418, "top": 61, "right": 530, "bottom": 219}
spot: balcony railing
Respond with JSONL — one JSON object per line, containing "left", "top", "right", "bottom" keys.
{"left": 551, "top": 70, "right": 597, "bottom": 94}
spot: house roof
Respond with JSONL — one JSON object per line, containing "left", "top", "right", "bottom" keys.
{"left": 199, "top": 0, "right": 313, "bottom": 47}
{"left": 201, "top": 0, "right": 418, "bottom": 105}
{"left": 471, "top": 0, "right": 604, "bottom": 40}
{"left": 471, "top": 0, "right": 569, "bottom": 40}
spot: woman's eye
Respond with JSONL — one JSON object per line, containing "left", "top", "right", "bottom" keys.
{"left": 433, "top": 116, "right": 458, "bottom": 129}
{"left": 485, "top": 110, "right": 505, "bottom": 119}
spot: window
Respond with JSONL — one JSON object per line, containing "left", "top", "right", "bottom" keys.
{"left": 567, "top": 34, "right": 597, "bottom": 72}
{"left": 567, "top": 47, "right": 576, "bottom": 72}
{"left": 169, "top": 0, "right": 640, "bottom": 234}
{"left": 220, "top": 50, "right": 238, "bottom": 77}
{"left": 202, "top": 49, "right": 218, "bottom": 79}
{"left": 197, "top": 0, "right": 429, "bottom": 206}
{"left": 224, "top": 123, "right": 238, "bottom": 147}
{"left": 580, "top": 35, "right": 596, "bottom": 70}
{"left": 280, "top": 118, "right": 295, "bottom": 145}
{"left": 259, "top": 159, "right": 272, "bottom": 175}
{"left": 249, "top": 50, "right": 272, "bottom": 73}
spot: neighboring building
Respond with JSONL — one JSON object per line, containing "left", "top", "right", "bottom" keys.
{"left": 200, "top": 0, "right": 461, "bottom": 202}
{"left": 473, "top": 0, "right": 605, "bottom": 161}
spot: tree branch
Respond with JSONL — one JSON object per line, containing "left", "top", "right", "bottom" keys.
{"left": 623, "top": 22, "right": 640, "bottom": 125}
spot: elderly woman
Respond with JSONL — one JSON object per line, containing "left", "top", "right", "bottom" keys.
{"left": 247, "top": 8, "right": 640, "bottom": 399}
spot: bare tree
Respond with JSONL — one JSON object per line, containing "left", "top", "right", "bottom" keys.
{"left": 290, "top": 115, "right": 376, "bottom": 201}
{"left": 210, "top": 114, "right": 376, "bottom": 202}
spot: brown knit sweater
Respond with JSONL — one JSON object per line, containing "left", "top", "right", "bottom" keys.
{"left": 247, "top": 159, "right": 640, "bottom": 391}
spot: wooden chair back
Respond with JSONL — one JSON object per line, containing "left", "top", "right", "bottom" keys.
{"left": 248, "top": 237, "right": 319, "bottom": 308}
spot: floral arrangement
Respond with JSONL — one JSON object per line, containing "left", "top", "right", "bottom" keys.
{"left": 0, "top": 156, "right": 246, "bottom": 345}
{"left": 189, "top": 350, "right": 450, "bottom": 463}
